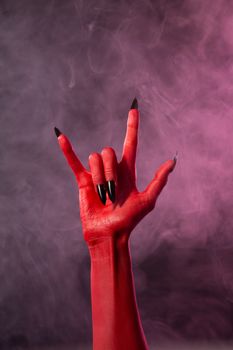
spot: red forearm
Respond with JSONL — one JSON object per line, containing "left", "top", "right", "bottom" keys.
{"left": 88, "top": 234, "right": 149, "bottom": 350}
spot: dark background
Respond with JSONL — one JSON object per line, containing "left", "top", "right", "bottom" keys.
{"left": 1, "top": 0, "right": 233, "bottom": 349}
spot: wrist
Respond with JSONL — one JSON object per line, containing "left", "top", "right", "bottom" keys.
{"left": 87, "top": 232, "right": 130, "bottom": 261}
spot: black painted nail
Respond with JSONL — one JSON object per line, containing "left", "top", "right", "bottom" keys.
{"left": 97, "top": 184, "right": 106, "bottom": 205}
{"left": 54, "top": 127, "right": 62, "bottom": 137}
{"left": 170, "top": 151, "right": 178, "bottom": 173}
{"left": 130, "top": 97, "right": 138, "bottom": 110}
{"left": 173, "top": 150, "right": 178, "bottom": 163}
{"left": 107, "top": 180, "right": 115, "bottom": 203}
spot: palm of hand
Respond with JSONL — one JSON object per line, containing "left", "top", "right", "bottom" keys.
{"left": 78, "top": 160, "right": 149, "bottom": 242}
{"left": 56, "top": 102, "right": 176, "bottom": 245}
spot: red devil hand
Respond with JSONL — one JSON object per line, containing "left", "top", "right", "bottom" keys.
{"left": 55, "top": 99, "right": 177, "bottom": 245}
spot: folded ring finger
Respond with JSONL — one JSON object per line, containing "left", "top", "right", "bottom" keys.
{"left": 88, "top": 152, "right": 106, "bottom": 205}
{"left": 101, "top": 147, "right": 118, "bottom": 203}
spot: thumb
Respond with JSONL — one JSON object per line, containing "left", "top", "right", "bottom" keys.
{"left": 141, "top": 157, "right": 177, "bottom": 207}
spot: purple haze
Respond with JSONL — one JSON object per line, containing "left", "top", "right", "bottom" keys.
{"left": 0, "top": 0, "right": 233, "bottom": 348}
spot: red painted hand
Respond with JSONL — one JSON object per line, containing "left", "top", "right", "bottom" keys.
{"left": 55, "top": 103, "right": 176, "bottom": 245}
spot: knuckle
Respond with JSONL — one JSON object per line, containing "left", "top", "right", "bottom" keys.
{"left": 101, "top": 147, "right": 115, "bottom": 156}
{"left": 88, "top": 152, "right": 99, "bottom": 161}
{"left": 104, "top": 167, "right": 113, "bottom": 176}
{"left": 125, "top": 139, "right": 137, "bottom": 147}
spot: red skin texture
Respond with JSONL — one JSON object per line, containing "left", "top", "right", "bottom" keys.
{"left": 56, "top": 108, "right": 176, "bottom": 350}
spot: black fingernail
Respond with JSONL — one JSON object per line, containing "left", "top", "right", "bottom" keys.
{"left": 173, "top": 150, "right": 178, "bottom": 163}
{"left": 107, "top": 180, "right": 115, "bottom": 203}
{"left": 130, "top": 97, "right": 138, "bottom": 110}
{"left": 97, "top": 184, "right": 106, "bottom": 205}
{"left": 54, "top": 127, "right": 62, "bottom": 137}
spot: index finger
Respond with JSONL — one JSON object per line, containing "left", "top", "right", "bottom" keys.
{"left": 55, "top": 128, "right": 88, "bottom": 186}
{"left": 121, "top": 102, "right": 139, "bottom": 174}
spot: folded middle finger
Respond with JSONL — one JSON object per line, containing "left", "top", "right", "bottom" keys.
{"left": 101, "top": 147, "right": 118, "bottom": 203}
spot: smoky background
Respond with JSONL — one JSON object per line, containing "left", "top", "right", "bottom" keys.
{"left": 0, "top": 0, "right": 233, "bottom": 348}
